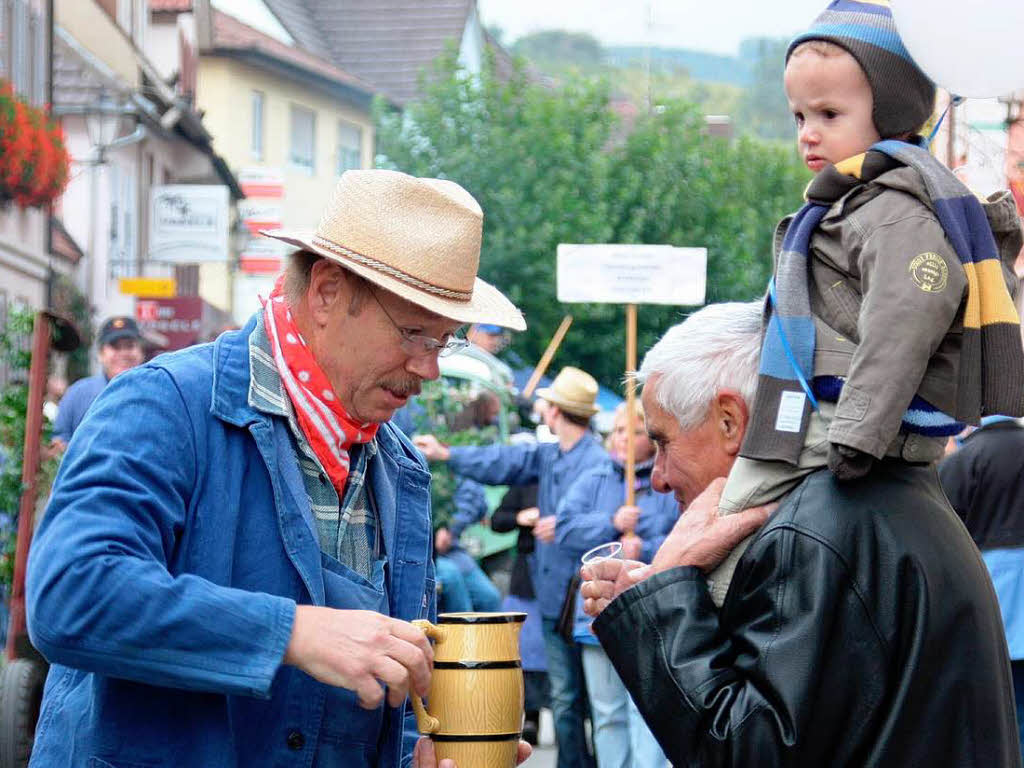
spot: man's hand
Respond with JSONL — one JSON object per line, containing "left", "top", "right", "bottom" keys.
{"left": 580, "top": 559, "right": 651, "bottom": 618}
{"left": 284, "top": 606, "right": 434, "bottom": 710}
{"left": 412, "top": 435, "right": 450, "bottom": 462}
{"left": 620, "top": 534, "right": 642, "bottom": 561}
{"left": 651, "top": 478, "right": 774, "bottom": 575}
{"left": 434, "top": 527, "right": 453, "bottom": 555}
{"left": 516, "top": 507, "right": 540, "bottom": 527}
{"left": 43, "top": 437, "right": 67, "bottom": 460}
{"left": 413, "top": 736, "right": 531, "bottom": 768}
{"left": 532, "top": 515, "right": 556, "bottom": 543}
{"left": 612, "top": 505, "right": 640, "bottom": 533}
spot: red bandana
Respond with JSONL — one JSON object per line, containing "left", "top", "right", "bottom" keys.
{"left": 263, "top": 276, "right": 379, "bottom": 495}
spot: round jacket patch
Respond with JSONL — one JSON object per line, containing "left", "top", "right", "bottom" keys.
{"left": 909, "top": 252, "right": 948, "bottom": 293}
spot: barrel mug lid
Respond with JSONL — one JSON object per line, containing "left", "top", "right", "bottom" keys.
{"left": 437, "top": 612, "right": 527, "bottom": 624}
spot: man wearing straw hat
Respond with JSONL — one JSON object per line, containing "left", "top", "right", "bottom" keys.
{"left": 26, "top": 170, "right": 529, "bottom": 768}
{"left": 416, "top": 365, "right": 609, "bottom": 768}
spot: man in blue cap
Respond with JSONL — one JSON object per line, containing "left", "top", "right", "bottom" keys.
{"left": 52, "top": 316, "right": 145, "bottom": 446}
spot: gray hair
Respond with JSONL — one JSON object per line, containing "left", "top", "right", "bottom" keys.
{"left": 636, "top": 301, "right": 763, "bottom": 430}
{"left": 282, "top": 249, "right": 370, "bottom": 314}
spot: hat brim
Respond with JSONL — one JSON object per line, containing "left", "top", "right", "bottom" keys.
{"left": 536, "top": 387, "right": 599, "bottom": 418}
{"left": 100, "top": 329, "right": 142, "bottom": 346}
{"left": 261, "top": 229, "right": 526, "bottom": 331}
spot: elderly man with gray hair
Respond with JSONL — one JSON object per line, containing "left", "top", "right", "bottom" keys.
{"left": 581, "top": 301, "right": 1019, "bottom": 765}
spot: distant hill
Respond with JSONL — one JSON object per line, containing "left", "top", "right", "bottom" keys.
{"left": 605, "top": 46, "right": 752, "bottom": 87}
{"left": 508, "top": 30, "right": 793, "bottom": 142}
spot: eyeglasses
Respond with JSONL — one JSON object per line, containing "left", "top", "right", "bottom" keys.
{"left": 370, "top": 288, "right": 470, "bottom": 358}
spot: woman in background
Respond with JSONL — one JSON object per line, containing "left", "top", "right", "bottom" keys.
{"left": 556, "top": 401, "right": 677, "bottom": 768}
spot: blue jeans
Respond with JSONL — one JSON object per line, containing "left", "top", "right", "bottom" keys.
{"left": 581, "top": 644, "right": 666, "bottom": 768}
{"left": 434, "top": 556, "right": 472, "bottom": 613}
{"left": 542, "top": 618, "right": 595, "bottom": 768}
{"left": 445, "top": 549, "right": 501, "bottom": 612}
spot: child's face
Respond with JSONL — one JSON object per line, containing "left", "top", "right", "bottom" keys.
{"left": 784, "top": 48, "right": 880, "bottom": 173}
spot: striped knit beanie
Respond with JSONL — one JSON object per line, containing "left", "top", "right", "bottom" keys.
{"left": 787, "top": 0, "right": 936, "bottom": 138}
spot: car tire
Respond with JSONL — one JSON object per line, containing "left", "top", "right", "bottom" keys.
{"left": 0, "top": 658, "right": 47, "bottom": 768}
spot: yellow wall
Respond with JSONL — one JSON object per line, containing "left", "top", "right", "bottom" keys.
{"left": 195, "top": 57, "right": 376, "bottom": 314}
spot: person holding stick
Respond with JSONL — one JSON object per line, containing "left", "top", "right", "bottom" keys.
{"left": 555, "top": 399, "right": 677, "bottom": 768}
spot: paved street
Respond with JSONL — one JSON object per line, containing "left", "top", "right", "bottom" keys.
{"left": 524, "top": 710, "right": 556, "bottom": 768}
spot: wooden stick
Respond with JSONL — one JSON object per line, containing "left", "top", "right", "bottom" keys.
{"left": 625, "top": 303, "right": 638, "bottom": 508}
{"left": 523, "top": 315, "right": 573, "bottom": 398}
{"left": 7, "top": 312, "right": 49, "bottom": 660}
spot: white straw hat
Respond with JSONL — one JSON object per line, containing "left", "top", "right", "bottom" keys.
{"left": 261, "top": 170, "right": 525, "bottom": 330}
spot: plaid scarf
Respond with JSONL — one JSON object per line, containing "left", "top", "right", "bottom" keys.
{"left": 743, "top": 139, "right": 1024, "bottom": 465}
{"left": 263, "top": 276, "right": 379, "bottom": 495}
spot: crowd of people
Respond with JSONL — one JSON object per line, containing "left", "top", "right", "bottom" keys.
{"left": 15, "top": 1, "right": 1024, "bottom": 766}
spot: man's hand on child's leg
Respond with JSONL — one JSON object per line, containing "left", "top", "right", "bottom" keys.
{"left": 828, "top": 443, "right": 874, "bottom": 481}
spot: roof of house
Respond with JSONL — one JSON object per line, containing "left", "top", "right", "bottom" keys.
{"left": 50, "top": 217, "right": 85, "bottom": 265}
{"left": 210, "top": 8, "right": 376, "bottom": 98}
{"left": 52, "top": 26, "right": 243, "bottom": 199}
{"left": 260, "top": 0, "right": 508, "bottom": 106}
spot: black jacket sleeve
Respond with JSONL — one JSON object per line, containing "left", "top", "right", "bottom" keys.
{"left": 490, "top": 485, "right": 524, "bottom": 533}
{"left": 594, "top": 526, "right": 888, "bottom": 767}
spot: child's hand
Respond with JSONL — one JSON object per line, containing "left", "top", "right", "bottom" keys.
{"left": 828, "top": 443, "right": 874, "bottom": 481}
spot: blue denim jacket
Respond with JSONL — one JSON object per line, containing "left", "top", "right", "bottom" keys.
{"left": 554, "top": 461, "right": 678, "bottom": 644}
{"left": 448, "top": 435, "right": 609, "bottom": 618}
{"left": 26, "top": 318, "right": 436, "bottom": 768}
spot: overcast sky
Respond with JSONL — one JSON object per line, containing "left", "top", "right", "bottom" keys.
{"left": 477, "top": 0, "right": 826, "bottom": 56}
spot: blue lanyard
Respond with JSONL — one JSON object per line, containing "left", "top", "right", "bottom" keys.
{"left": 768, "top": 277, "right": 819, "bottom": 412}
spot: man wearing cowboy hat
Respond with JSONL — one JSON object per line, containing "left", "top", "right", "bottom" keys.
{"left": 415, "top": 366, "right": 609, "bottom": 768}
{"left": 26, "top": 170, "right": 528, "bottom": 768}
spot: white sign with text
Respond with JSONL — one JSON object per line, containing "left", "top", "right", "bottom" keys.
{"left": 556, "top": 244, "right": 707, "bottom": 305}
{"left": 149, "top": 185, "right": 230, "bottom": 262}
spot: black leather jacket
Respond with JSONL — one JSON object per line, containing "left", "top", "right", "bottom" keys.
{"left": 594, "top": 462, "right": 1020, "bottom": 767}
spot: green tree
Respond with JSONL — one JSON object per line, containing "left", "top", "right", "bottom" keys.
{"left": 376, "top": 48, "right": 617, "bottom": 384}
{"left": 0, "top": 309, "right": 60, "bottom": 588}
{"left": 375, "top": 52, "right": 809, "bottom": 389}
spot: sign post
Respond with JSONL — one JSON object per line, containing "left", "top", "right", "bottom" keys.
{"left": 557, "top": 244, "right": 707, "bottom": 508}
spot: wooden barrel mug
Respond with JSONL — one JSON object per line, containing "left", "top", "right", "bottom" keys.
{"left": 411, "top": 612, "right": 527, "bottom": 767}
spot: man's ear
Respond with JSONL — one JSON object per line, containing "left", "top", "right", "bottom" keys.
{"left": 307, "top": 260, "right": 346, "bottom": 325}
{"left": 714, "top": 389, "right": 749, "bottom": 456}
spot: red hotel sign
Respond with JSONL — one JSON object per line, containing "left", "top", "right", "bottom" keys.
{"left": 136, "top": 297, "right": 204, "bottom": 350}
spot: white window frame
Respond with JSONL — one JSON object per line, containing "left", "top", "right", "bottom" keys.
{"left": 251, "top": 90, "right": 264, "bottom": 160}
{"left": 11, "top": 0, "right": 27, "bottom": 97}
{"left": 31, "top": 10, "right": 44, "bottom": 105}
{"left": 336, "top": 120, "right": 362, "bottom": 176}
{"left": 0, "top": 2, "right": 8, "bottom": 80}
{"left": 289, "top": 104, "right": 316, "bottom": 174}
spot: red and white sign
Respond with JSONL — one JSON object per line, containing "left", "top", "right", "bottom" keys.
{"left": 237, "top": 167, "right": 284, "bottom": 199}
{"left": 238, "top": 200, "right": 283, "bottom": 234}
{"left": 136, "top": 297, "right": 204, "bottom": 350}
{"left": 240, "top": 236, "right": 290, "bottom": 274}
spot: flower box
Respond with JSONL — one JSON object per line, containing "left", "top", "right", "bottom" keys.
{"left": 0, "top": 81, "right": 70, "bottom": 210}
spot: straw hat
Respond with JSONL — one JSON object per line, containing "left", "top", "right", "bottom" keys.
{"left": 261, "top": 170, "right": 525, "bottom": 330}
{"left": 537, "top": 366, "right": 600, "bottom": 418}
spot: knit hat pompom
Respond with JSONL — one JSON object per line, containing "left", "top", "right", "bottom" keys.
{"left": 787, "top": 0, "right": 936, "bottom": 138}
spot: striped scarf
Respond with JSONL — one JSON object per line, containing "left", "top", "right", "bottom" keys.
{"left": 743, "top": 139, "right": 1024, "bottom": 465}
{"left": 263, "top": 276, "right": 379, "bottom": 495}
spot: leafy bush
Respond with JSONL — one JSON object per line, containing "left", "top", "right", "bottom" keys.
{"left": 0, "top": 310, "right": 59, "bottom": 588}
